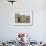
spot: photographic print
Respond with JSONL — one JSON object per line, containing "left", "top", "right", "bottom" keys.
{"left": 14, "top": 10, "right": 33, "bottom": 26}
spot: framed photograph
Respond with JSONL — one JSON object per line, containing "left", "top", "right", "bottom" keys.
{"left": 13, "top": 10, "right": 33, "bottom": 26}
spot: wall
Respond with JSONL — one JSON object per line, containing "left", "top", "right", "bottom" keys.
{"left": 0, "top": 0, "right": 46, "bottom": 41}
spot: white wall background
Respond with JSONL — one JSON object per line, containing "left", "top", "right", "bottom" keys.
{"left": 0, "top": 0, "right": 46, "bottom": 42}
